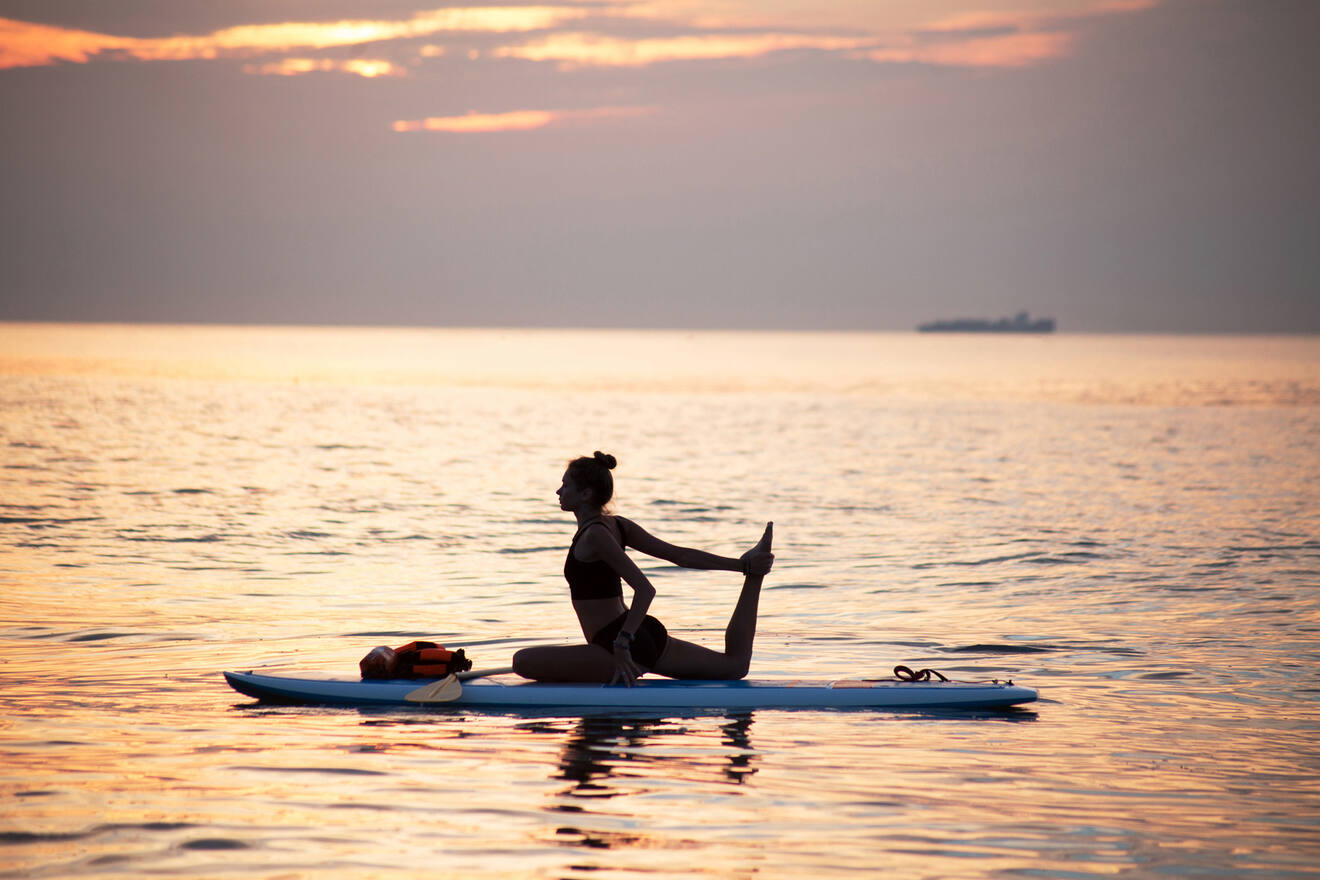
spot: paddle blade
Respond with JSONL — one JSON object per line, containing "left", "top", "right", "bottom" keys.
{"left": 404, "top": 674, "right": 462, "bottom": 703}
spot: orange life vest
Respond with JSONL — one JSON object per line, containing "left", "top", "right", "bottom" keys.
{"left": 359, "top": 641, "right": 473, "bottom": 679}
{"left": 393, "top": 641, "right": 471, "bottom": 678}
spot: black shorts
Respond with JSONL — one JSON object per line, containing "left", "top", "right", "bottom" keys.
{"left": 590, "top": 613, "right": 669, "bottom": 669}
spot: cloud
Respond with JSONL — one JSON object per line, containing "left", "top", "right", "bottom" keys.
{"left": 854, "top": 0, "right": 1157, "bottom": 69}
{"left": 243, "top": 57, "right": 406, "bottom": 78}
{"left": 0, "top": 7, "right": 586, "bottom": 69}
{"left": 482, "top": 0, "right": 1158, "bottom": 70}
{"left": 920, "top": 0, "right": 1157, "bottom": 35}
{"left": 862, "top": 31, "right": 1075, "bottom": 69}
{"left": 490, "top": 31, "right": 871, "bottom": 68}
{"left": 392, "top": 105, "right": 655, "bottom": 133}
{"left": 0, "top": 18, "right": 130, "bottom": 68}
{"left": 0, "top": 1, "right": 1164, "bottom": 77}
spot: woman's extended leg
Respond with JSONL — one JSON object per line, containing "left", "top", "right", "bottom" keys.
{"left": 653, "top": 522, "right": 773, "bottom": 680}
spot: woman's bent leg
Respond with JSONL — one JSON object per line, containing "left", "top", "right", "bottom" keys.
{"left": 653, "top": 523, "right": 773, "bottom": 681}
{"left": 651, "top": 636, "right": 750, "bottom": 680}
{"left": 513, "top": 644, "right": 616, "bottom": 682}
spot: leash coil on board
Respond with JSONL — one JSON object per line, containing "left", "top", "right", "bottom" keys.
{"left": 892, "top": 665, "right": 950, "bottom": 682}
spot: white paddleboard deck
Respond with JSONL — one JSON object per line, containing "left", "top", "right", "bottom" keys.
{"left": 223, "top": 670, "right": 1037, "bottom": 710}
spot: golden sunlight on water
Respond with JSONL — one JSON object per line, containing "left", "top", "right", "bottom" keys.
{"left": 2, "top": 322, "right": 1317, "bottom": 402}
{"left": 1, "top": 323, "right": 1318, "bottom": 878}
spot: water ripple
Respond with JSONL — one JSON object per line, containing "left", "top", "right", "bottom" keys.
{"left": 2, "top": 331, "right": 1317, "bottom": 880}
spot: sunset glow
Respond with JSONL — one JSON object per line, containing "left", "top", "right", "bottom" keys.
{"left": 5, "top": 0, "right": 1316, "bottom": 336}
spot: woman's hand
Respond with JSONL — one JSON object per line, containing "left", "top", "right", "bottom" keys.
{"left": 739, "top": 521, "right": 775, "bottom": 576}
{"left": 610, "top": 642, "right": 643, "bottom": 686}
{"left": 740, "top": 546, "right": 774, "bottom": 576}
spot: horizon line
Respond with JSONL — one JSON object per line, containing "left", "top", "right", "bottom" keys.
{"left": 2, "top": 318, "right": 1317, "bottom": 337}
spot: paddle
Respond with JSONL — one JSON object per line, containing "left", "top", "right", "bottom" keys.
{"left": 404, "top": 674, "right": 460, "bottom": 703}
{"left": 403, "top": 666, "right": 516, "bottom": 703}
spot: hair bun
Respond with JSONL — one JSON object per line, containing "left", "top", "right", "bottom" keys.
{"left": 593, "top": 451, "right": 617, "bottom": 470}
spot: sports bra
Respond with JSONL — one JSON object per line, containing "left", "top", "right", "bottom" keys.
{"left": 565, "top": 516, "right": 634, "bottom": 600}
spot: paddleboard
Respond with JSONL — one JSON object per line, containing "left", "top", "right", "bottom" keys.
{"left": 223, "top": 670, "right": 1036, "bottom": 710}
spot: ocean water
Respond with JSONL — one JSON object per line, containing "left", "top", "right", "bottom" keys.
{"left": 2, "top": 323, "right": 1318, "bottom": 879}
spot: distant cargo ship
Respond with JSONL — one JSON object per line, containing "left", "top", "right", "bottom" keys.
{"left": 917, "top": 311, "right": 1056, "bottom": 333}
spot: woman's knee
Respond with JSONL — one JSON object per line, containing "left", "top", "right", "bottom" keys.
{"left": 512, "top": 647, "right": 540, "bottom": 678}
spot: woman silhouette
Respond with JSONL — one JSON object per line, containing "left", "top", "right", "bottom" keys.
{"left": 513, "top": 452, "right": 774, "bottom": 686}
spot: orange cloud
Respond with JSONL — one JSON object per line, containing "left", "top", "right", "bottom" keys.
{"left": 0, "top": 7, "right": 586, "bottom": 69}
{"left": 0, "top": 0, "right": 1162, "bottom": 75}
{"left": 492, "top": 31, "right": 871, "bottom": 68}
{"left": 393, "top": 105, "right": 654, "bottom": 133}
{"left": 922, "top": 0, "right": 1157, "bottom": 34}
{"left": 394, "top": 110, "right": 556, "bottom": 133}
{"left": 0, "top": 18, "right": 131, "bottom": 68}
{"left": 885, "top": 0, "right": 1156, "bottom": 67}
{"left": 483, "top": 0, "right": 1155, "bottom": 71}
{"left": 243, "top": 57, "right": 406, "bottom": 78}
{"left": 864, "top": 31, "right": 1075, "bottom": 69}
{"left": 621, "top": 0, "right": 1159, "bottom": 33}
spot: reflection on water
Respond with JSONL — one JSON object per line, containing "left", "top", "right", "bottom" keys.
{"left": 544, "top": 714, "right": 759, "bottom": 856}
{"left": 2, "top": 324, "right": 1319, "bottom": 878}
{"left": 549, "top": 713, "right": 759, "bottom": 801}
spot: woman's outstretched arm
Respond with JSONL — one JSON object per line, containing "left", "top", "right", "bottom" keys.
{"left": 623, "top": 519, "right": 773, "bottom": 575}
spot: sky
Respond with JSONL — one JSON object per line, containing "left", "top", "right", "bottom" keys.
{"left": 1, "top": 0, "right": 1316, "bottom": 332}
